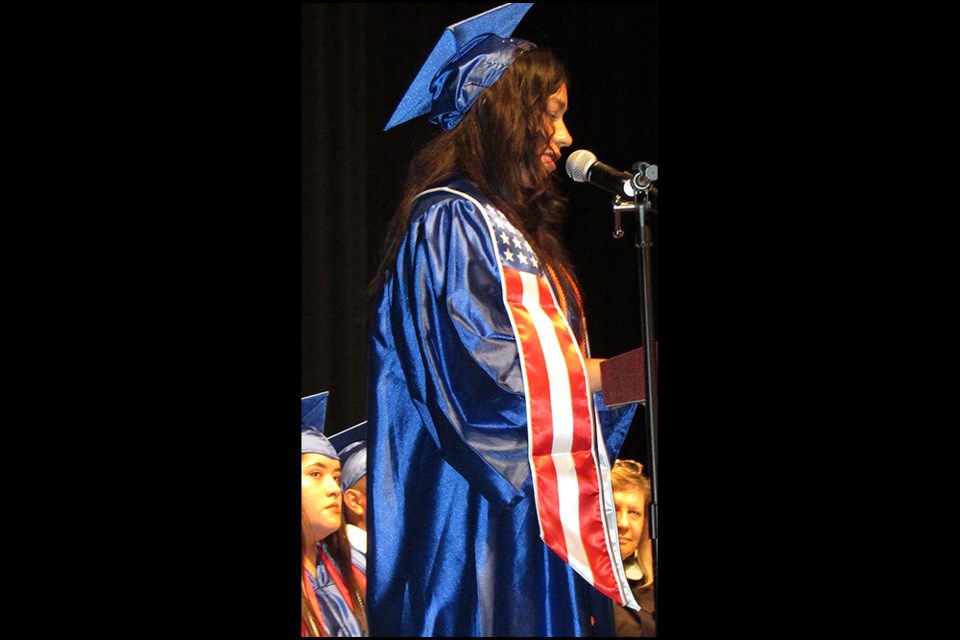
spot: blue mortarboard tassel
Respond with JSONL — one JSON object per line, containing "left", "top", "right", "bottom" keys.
{"left": 384, "top": 3, "right": 534, "bottom": 131}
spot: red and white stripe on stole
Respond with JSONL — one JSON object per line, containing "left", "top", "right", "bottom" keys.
{"left": 500, "top": 267, "right": 633, "bottom": 606}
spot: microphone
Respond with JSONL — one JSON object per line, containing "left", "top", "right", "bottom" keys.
{"left": 565, "top": 150, "right": 635, "bottom": 197}
{"left": 566, "top": 150, "right": 657, "bottom": 198}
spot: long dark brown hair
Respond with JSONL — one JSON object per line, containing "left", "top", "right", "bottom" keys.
{"left": 301, "top": 525, "right": 325, "bottom": 637}
{"left": 372, "top": 46, "right": 575, "bottom": 296}
{"left": 302, "top": 514, "right": 369, "bottom": 636}
{"left": 324, "top": 521, "right": 368, "bottom": 633}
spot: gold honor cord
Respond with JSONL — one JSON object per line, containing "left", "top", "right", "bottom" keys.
{"left": 543, "top": 261, "right": 588, "bottom": 357}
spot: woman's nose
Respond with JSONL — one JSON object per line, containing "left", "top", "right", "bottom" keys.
{"left": 326, "top": 477, "right": 342, "bottom": 497}
{"left": 554, "top": 120, "right": 572, "bottom": 148}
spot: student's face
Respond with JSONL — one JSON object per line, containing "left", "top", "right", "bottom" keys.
{"left": 614, "top": 487, "right": 646, "bottom": 560}
{"left": 301, "top": 453, "right": 343, "bottom": 544}
{"left": 541, "top": 83, "right": 572, "bottom": 173}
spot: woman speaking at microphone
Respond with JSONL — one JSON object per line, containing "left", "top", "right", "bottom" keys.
{"left": 367, "top": 4, "right": 643, "bottom": 636}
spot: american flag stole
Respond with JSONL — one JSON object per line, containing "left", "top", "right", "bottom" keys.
{"left": 421, "top": 187, "right": 637, "bottom": 609}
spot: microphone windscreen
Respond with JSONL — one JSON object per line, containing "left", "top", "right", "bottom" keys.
{"left": 565, "top": 149, "right": 597, "bottom": 182}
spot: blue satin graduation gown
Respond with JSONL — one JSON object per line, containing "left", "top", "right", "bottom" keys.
{"left": 368, "top": 177, "right": 637, "bottom": 636}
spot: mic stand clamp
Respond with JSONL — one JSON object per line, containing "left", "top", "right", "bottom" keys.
{"left": 610, "top": 162, "right": 657, "bottom": 240}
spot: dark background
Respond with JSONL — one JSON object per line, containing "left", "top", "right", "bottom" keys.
{"left": 108, "top": 3, "right": 872, "bottom": 636}
{"left": 49, "top": 3, "right": 889, "bottom": 636}
{"left": 302, "top": 2, "right": 660, "bottom": 466}
{"left": 299, "top": 4, "right": 753, "bottom": 636}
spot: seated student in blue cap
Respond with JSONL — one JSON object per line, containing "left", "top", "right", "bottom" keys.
{"left": 329, "top": 421, "right": 368, "bottom": 575}
{"left": 301, "top": 393, "right": 368, "bottom": 637}
{"left": 369, "top": 4, "right": 642, "bottom": 637}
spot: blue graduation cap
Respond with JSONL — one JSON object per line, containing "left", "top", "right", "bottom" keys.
{"left": 384, "top": 3, "right": 535, "bottom": 131}
{"left": 301, "top": 391, "right": 329, "bottom": 431}
{"left": 301, "top": 391, "right": 338, "bottom": 459}
{"left": 329, "top": 421, "right": 368, "bottom": 490}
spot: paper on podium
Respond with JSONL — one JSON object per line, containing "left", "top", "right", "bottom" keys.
{"left": 599, "top": 346, "right": 655, "bottom": 408}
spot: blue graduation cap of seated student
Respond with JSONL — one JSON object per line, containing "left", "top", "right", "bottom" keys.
{"left": 301, "top": 390, "right": 328, "bottom": 431}
{"left": 301, "top": 391, "right": 339, "bottom": 459}
{"left": 384, "top": 2, "right": 534, "bottom": 132}
{"left": 329, "top": 420, "right": 369, "bottom": 576}
{"left": 328, "top": 420, "right": 367, "bottom": 492}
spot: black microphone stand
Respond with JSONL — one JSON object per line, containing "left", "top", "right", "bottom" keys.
{"left": 611, "top": 162, "right": 659, "bottom": 625}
